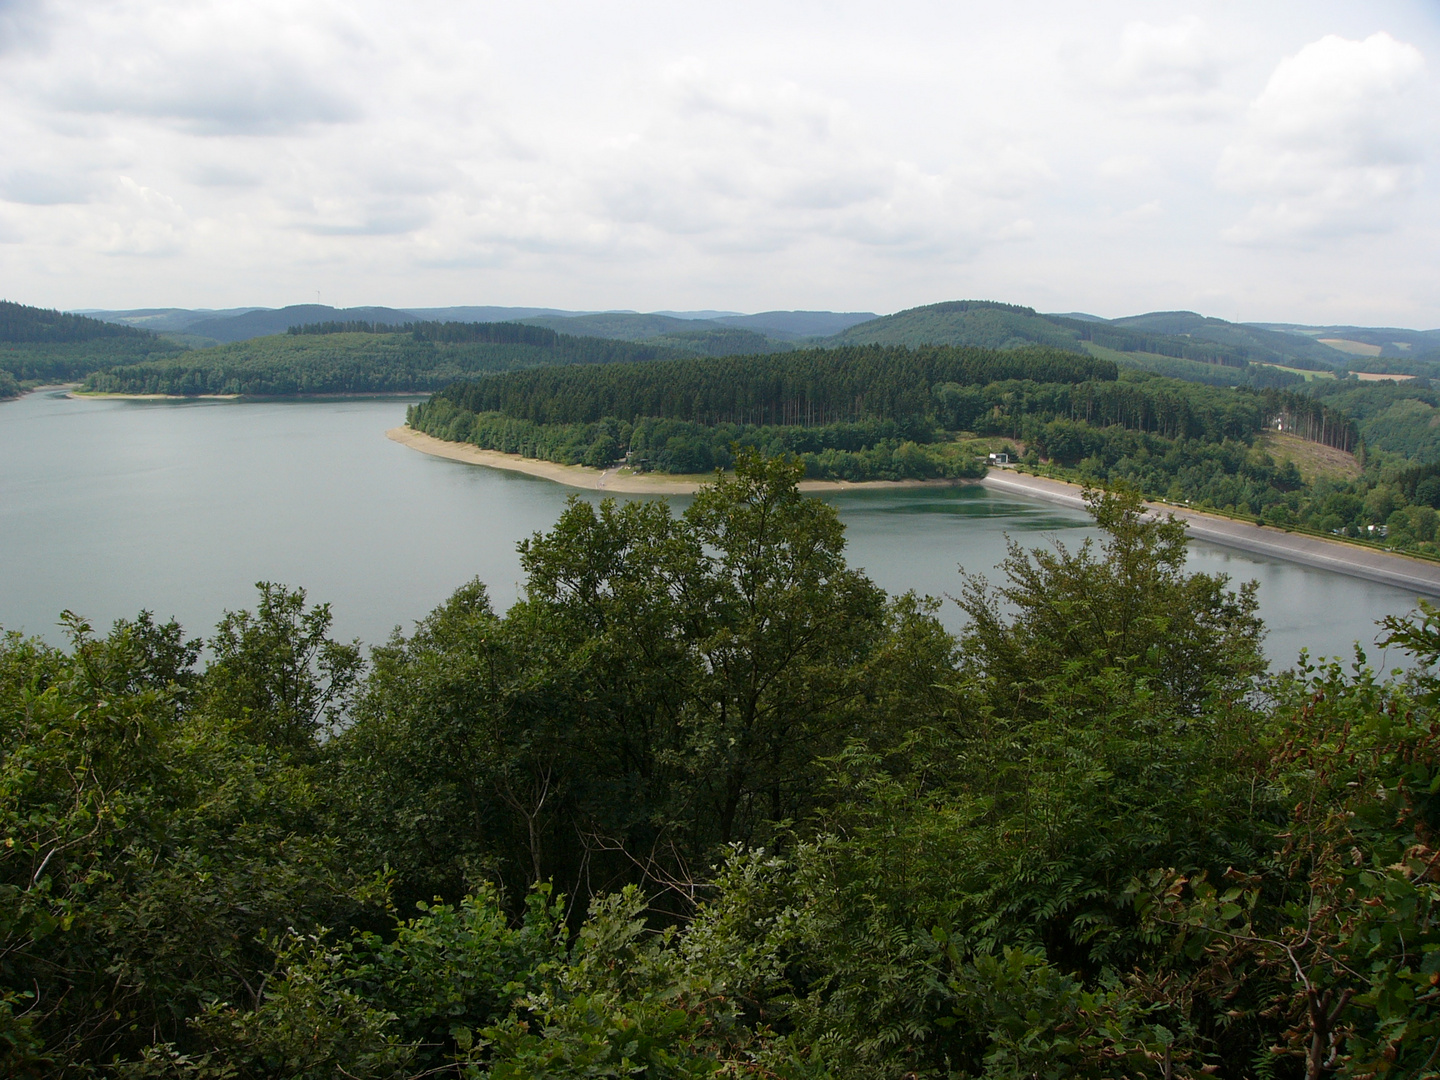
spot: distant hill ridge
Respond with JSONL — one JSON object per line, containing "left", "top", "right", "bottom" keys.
{"left": 58, "top": 297, "right": 1440, "bottom": 376}
{"left": 828, "top": 300, "right": 1402, "bottom": 377}
{"left": 80, "top": 304, "right": 880, "bottom": 348}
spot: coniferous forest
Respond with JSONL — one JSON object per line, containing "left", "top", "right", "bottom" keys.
{"left": 3, "top": 454, "right": 1438, "bottom": 1079}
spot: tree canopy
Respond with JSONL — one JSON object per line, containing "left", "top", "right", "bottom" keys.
{"left": 4, "top": 460, "right": 1439, "bottom": 1077}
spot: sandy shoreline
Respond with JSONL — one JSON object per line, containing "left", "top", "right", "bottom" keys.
{"left": 388, "top": 426, "right": 1440, "bottom": 595}
{"left": 69, "top": 390, "right": 242, "bottom": 400}
{"left": 70, "top": 390, "right": 429, "bottom": 401}
{"left": 386, "top": 426, "right": 982, "bottom": 495}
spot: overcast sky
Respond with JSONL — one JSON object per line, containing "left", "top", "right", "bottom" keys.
{"left": 1, "top": 0, "right": 1437, "bottom": 325}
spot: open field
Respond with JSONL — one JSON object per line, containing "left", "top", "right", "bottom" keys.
{"left": 1260, "top": 429, "right": 1362, "bottom": 482}
{"left": 1250, "top": 362, "right": 1337, "bottom": 381}
{"left": 1352, "top": 371, "right": 1416, "bottom": 382}
{"left": 1318, "top": 337, "right": 1383, "bottom": 357}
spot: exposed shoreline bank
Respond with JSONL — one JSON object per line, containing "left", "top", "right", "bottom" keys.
{"left": 386, "top": 426, "right": 981, "bottom": 495}
{"left": 982, "top": 470, "right": 1440, "bottom": 599}
{"left": 70, "top": 390, "right": 430, "bottom": 401}
{"left": 69, "top": 390, "right": 241, "bottom": 400}
{"left": 387, "top": 426, "right": 1440, "bottom": 597}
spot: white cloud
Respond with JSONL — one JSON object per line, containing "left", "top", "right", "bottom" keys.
{"left": 0, "top": 1, "right": 1436, "bottom": 324}
{"left": 1219, "top": 32, "right": 1429, "bottom": 243}
{"left": 0, "top": 167, "right": 97, "bottom": 205}
{"left": 98, "top": 177, "right": 190, "bottom": 256}
{"left": 1102, "top": 17, "right": 1237, "bottom": 119}
{"left": 21, "top": 0, "right": 365, "bottom": 134}
{"left": 0, "top": 0, "right": 45, "bottom": 56}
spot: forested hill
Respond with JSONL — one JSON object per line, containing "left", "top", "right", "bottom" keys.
{"left": 0, "top": 300, "right": 185, "bottom": 394}
{"left": 81, "top": 324, "right": 687, "bottom": 396}
{"left": 431, "top": 344, "right": 1115, "bottom": 426}
{"left": 829, "top": 299, "right": 1358, "bottom": 374}
{"left": 828, "top": 300, "right": 1083, "bottom": 351}
{"left": 410, "top": 342, "right": 1385, "bottom": 536}
{"left": 0, "top": 299, "right": 155, "bottom": 344}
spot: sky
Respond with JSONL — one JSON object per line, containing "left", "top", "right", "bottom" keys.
{"left": 0, "top": 0, "right": 1437, "bottom": 325}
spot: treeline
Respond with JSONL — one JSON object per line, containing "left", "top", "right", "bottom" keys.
{"left": 1070, "top": 319, "right": 1249, "bottom": 366}
{"left": 1310, "top": 378, "right": 1440, "bottom": 462}
{"left": 408, "top": 344, "right": 1111, "bottom": 480}
{"left": 410, "top": 343, "right": 1356, "bottom": 492}
{"left": 933, "top": 375, "right": 1276, "bottom": 442}
{"left": 289, "top": 320, "right": 561, "bottom": 347}
{"left": 414, "top": 398, "right": 984, "bottom": 480}
{"left": 1059, "top": 315, "right": 1301, "bottom": 370}
{"left": 0, "top": 300, "right": 151, "bottom": 344}
{"left": 430, "top": 344, "right": 1115, "bottom": 427}
{"left": 1, "top": 338, "right": 189, "bottom": 387}
{"left": 82, "top": 328, "right": 680, "bottom": 396}
{"left": 4, "top": 464, "right": 1437, "bottom": 1077}
{"left": 0, "top": 301, "right": 187, "bottom": 390}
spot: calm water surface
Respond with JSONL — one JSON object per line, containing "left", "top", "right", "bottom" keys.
{"left": 0, "top": 391, "right": 1425, "bottom": 669}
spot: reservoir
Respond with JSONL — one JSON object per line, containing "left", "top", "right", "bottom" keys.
{"left": 1, "top": 390, "right": 1428, "bottom": 670}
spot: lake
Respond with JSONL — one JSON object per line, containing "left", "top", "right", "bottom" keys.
{"left": 0, "top": 390, "right": 1427, "bottom": 670}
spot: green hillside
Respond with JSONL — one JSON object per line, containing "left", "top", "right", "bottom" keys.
{"left": 515, "top": 313, "right": 789, "bottom": 355}
{"left": 81, "top": 323, "right": 684, "bottom": 396}
{"left": 0, "top": 300, "right": 187, "bottom": 393}
{"left": 642, "top": 326, "right": 786, "bottom": 356}
{"left": 1110, "top": 310, "right": 1351, "bottom": 369}
{"left": 410, "top": 344, "right": 1110, "bottom": 480}
{"left": 828, "top": 300, "right": 1357, "bottom": 379}
{"left": 520, "top": 312, "right": 709, "bottom": 340}
{"left": 0, "top": 299, "right": 158, "bottom": 344}
{"left": 830, "top": 300, "right": 1082, "bottom": 350}
{"left": 407, "top": 340, "right": 1370, "bottom": 514}
{"left": 1250, "top": 321, "right": 1440, "bottom": 360}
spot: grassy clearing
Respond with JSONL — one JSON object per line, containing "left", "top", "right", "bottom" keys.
{"left": 1250, "top": 362, "right": 1337, "bottom": 381}
{"left": 1261, "top": 430, "right": 1362, "bottom": 482}
{"left": 1082, "top": 343, "right": 1204, "bottom": 367}
{"left": 1352, "top": 371, "right": 1416, "bottom": 382}
{"left": 1317, "top": 337, "right": 1383, "bottom": 357}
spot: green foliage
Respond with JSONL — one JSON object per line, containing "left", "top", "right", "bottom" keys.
{"left": 81, "top": 327, "right": 681, "bottom": 396}
{"left": 335, "top": 451, "right": 954, "bottom": 908}
{"left": 9, "top": 460, "right": 1440, "bottom": 1078}
{"left": 0, "top": 301, "right": 186, "bottom": 385}
{"left": 958, "top": 488, "right": 1265, "bottom": 716}
{"left": 411, "top": 346, "right": 1359, "bottom": 504}
{"left": 646, "top": 326, "right": 787, "bottom": 357}
{"left": 411, "top": 398, "right": 986, "bottom": 480}
{"left": 832, "top": 300, "right": 1089, "bottom": 351}
{"left": 196, "top": 885, "right": 569, "bottom": 1079}
{"left": 0, "top": 601, "right": 380, "bottom": 1074}
{"left": 1105, "top": 310, "right": 1349, "bottom": 369}
{"left": 1133, "top": 619, "right": 1440, "bottom": 1079}
{"left": 201, "top": 583, "right": 364, "bottom": 753}
{"left": 1311, "top": 379, "right": 1440, "bottom": 461}
{"left": 832, "top": 300, "right": 1346, "bottom": 373}
{"left": 1, "top": 337, "right": 188, "bottom": 384}
{"left": 480, "top": 888, "right": 724, "bottom": 1080}
{"left": 0, "top": 300, "right": 154, "bottom": 345}
{"left": 409, "top": 342, "right": 1111, "bottom": 480}
{"left": 428, "top": 343, "right": 1114, "bottom": 427}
